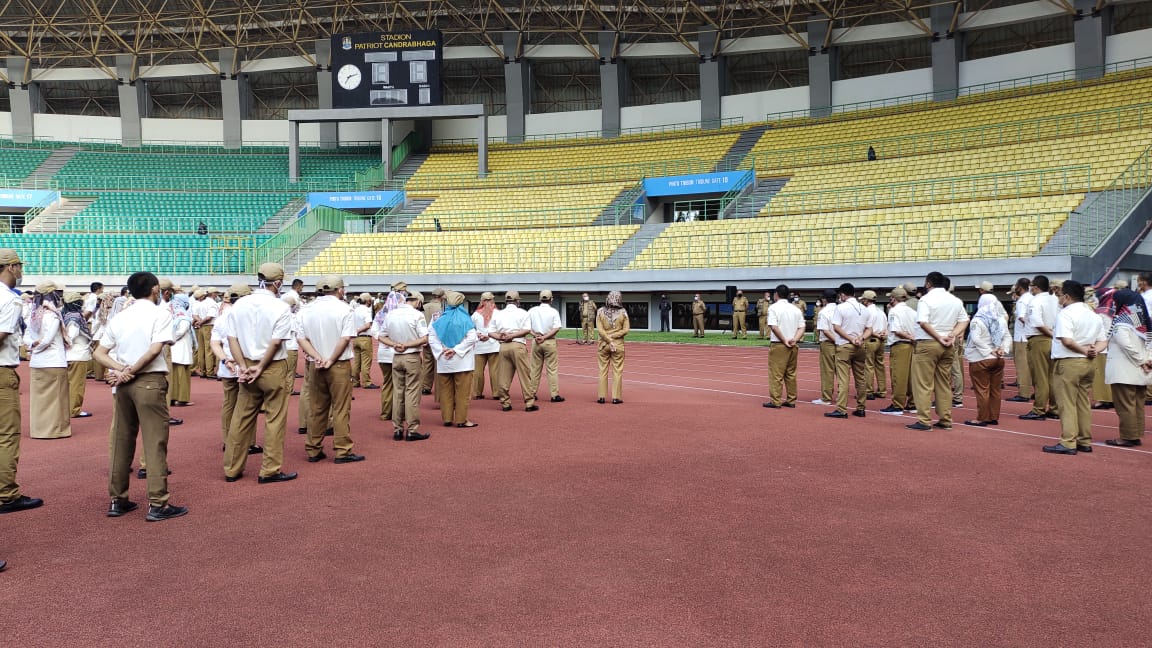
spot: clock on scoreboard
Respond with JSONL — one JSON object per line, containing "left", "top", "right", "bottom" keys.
{"left": 330, "top": 31, "right": 443, "bottom": 109}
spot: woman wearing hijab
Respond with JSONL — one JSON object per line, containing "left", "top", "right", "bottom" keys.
{"left": 1088, "top": 288, "right": 1114, "bottom": 409}
{"left": 428, "top": 290, "right": 479, "bottom": 427}
{"left": 1102, "top": 289, "right": 1152, "bottom": 447}
{"left": 471, "top": 291, "right": 500, "bottom": 399}
{"left": 90, "top": 291, "right": 117, "bottom": 382}
{"left": 25, "top": 281, "right": 70, "bottom": 439}
{"left": 596, "top": 291, "right": 630, "bottom": 404}
{"left": 963, "top": 293, "right": 1011, "bottom": 427}
{"left": 167, "top": 293, "right": 195, "bottom": 407}
{"left": 62, "top": 291, "right": 93, "bottom": 418}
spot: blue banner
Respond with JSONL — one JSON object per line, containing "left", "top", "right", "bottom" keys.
{"left": 307, "top": 190, "right": 404, "bottom": 210}
{"left": 0, "top": 189, "right": 60, "bottom": 209}
{"left": 642, "top": 170, "right": 754, "bottom": 197}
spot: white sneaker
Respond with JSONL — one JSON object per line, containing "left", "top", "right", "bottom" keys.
{"left": 811, "top": 398, "right": 829, "bottom": 405}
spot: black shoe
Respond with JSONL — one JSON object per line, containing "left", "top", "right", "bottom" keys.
{"left": 1077, "top": 444, "right": 1093, "bottom": 453}
{"left": 1019, "top": 412, "right": 1047, "bottom": 421}
{"left": 168, "top": 418, "right": 183, "bottom": 425}
{"left": 422, "top": 389, "right": 432, "bottom": 395}
{"left": 905, "top": 422, "right": 932, "bottom": 431}
{"left": 307, "top": 452, "right": 327, "bottom": 463}
{"left": 325, "top": 428, "right": 334, "bottom": 436}
{"left": 987, "top": 420, "right": 998, "bottom": 425}
{"left": 550, "top": 395, "right": 565, "bottom": 403}
{"left": 525, "top": 405, "right": 539, "bottom": 412}
{"left": 136, "top": 468, "right": 147, "bottom": 479}
{"left": 1145, "top": 399, "right": 1152, "bottom": 406}
{"left": 298, "top": 427, "right": 307, "bottom": 434}
{"left": 334, "top": 453, "right": 366, "bottom": 464}
{"left": 1042, "top": 444, "right": 1077, "bottom": 455}
{"left": 782, "top": 402, "right": 796, "bottom": 408}
{"left": 406, "top": 431, "right": 430, "bottom": 442}
{"left": 247, "top": 445, "right": 263, "bottom": 455}
{"left": 865, "top": 394, "right": 877, "bottom": 401}
{"left": 258, "top": 471, "right": 298, "bottom": 484}
{"left": 1006, "top": 382, "right": 1019, "bottom": 387}
{"left": 933, "top": 421, "right": 952, "bottom": 430}
{"left": 879, "top": 405, "right": 904, "bottom": 414}
{"left": 963, "top": 420, "right": 988, "bottom": 427}
{"left": 1045, "top": 412, "right": 1060, "bottom": 420}
{"left": 364, "top": 384, "right": 379, "bottom": 390}
{"left": 501, "top": 405, "right": 513, "bottom": 412}
{"left": 852, "top": 409, "right": 866, "bottom": 418}
{"left": 291, "top": 390, "right": 300, "bottom": 396}
{"left": 597, "top": 398, "right": 605, "bottom": 404}
{"left": 1006, "top": 395, "right": 1030, "bottom": 403}
{"left": 107, "top": 498, "right": 138, "bottom": 517}
{"left": 1105, "top": 438, "right": 1142, "bottom": 447}
{"left": 762, "top": 402, "right": 780, "bottom": 409}
{"left": 952, "top": 400, "right": 963, "bottom": 407}
{"left": 443, "top": 421, "right": 454, "bottom": 427}
{"left": 224, "top": 472, "right": 244, "bottom": 482}
{"left": 73, "top": 411, "right": 92, "bottom": 418}
{"left": 612, "top": 399, "right": 623, "bottom": 405}
{"left": 146, "top": 504, "right": 189, "bottom": 522}
{"left": 1091, "top": 402, "right": 1114, "bottom": 410}
{"left": 824, "top": 411, "right": 848, "bottom": 418}
{"left": 393, "top": 429, "right": 404, "bottom": 441}
{"left": 0, "top": 495, "right": 44, "bottom": 514}
{"left": 0, "top": 559, "right": 6, "bottom": 571}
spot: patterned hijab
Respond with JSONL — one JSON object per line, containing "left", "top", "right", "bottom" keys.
{"left": 974, "top": 293, "right": 1006, "bottom": 348}
{"left": 29, "top": 290, "right": 62, "bottom": 336}
{"left": 62, "top": 293, "right": 91, "bottom": 339}
{"left": 1105, "top": 289, "right": 1149, "bottom": 341}
{"left": 170, "top": 294, "right": 193, "bottom": 337}
{"left": 598, "top": 290, "right": 626, "bottom": 327}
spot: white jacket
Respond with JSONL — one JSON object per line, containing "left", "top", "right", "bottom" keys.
{"left": 1105, "top": 325, "right": 1152, "bottom": 386}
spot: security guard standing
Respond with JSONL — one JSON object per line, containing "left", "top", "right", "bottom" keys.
{"left": 757, "top": 292, "right": 771, "bottom": 340}
{"left": 691, "top": 294, "right": 706, "bottom": 338}
{"left": 731, "top": 289, "right": 748, "bottom": 339}
{"left": 579, "top": 293, "right": 597, "bottom": 344}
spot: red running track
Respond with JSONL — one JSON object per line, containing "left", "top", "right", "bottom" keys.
{"left": 3, "top": 341, "right": 1151, "bottom": 647}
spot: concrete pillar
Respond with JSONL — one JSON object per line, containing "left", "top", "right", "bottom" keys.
{"left": 381, "top": 118, "right": 392, "bottom": 181}
{"left": 1074, "top": 0, "right": 1110, "bottom": 80}
{"left": 219, "top": 47, "right": 251, "bottom": 149}
{"left": 503, "top": 32, "right": 530, "bottom": 144}
{"left": 699, "top": 29, "right": 725, "bottom": 129}
{"left": 288, "top": 121, "right": 300, "bottom": 182}
{"left": 478, "top": 115, "right": 489, "bottom": 177}
{"left": 806, "top": 19, "right": 836, "bottom": 118}
{"left": 930, "top": 3, "right": 963, "bottom": 101}
{"left": 315, "top": 39, "right": 338, "bottom": 149}
{"left": 6, "top": 56, "right": 40, "bottom": 144}
{"left": 599, "top": 31, "right": 625, "bottom": 138}
{"left": 116, "top": 54, "right": 149, "bottom": 147}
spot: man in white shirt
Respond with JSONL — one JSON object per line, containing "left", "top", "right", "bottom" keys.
{"left": 93, "top": 271, "right": 187, "bottom": 522}
{"left": 191, "top": 288, "right": 218, "bottom": 379}
{"left": 812, "top": 288, "right": 839, "bottom": 405}
{"left": 224, "top": 262, "right": 296, "bottom": 484}
{"left": 0, "top": 249, "right": 44, "bottom": 516}
{"left": 906, "top": 272, "right": 969, "bottom": 430}
{"left": 1043, "top": 280, "right": 1106, "bottom": 455}
{"left": 1138, "top": 272, "right": 1152, "bottom": 405}
{"left": 860, "top": 290, "right": 888, "bottom": 400}
{"left": 880, "top": 286, "right": 917, "bottom": 415}
{"left": 527, "top": 289, "right": 565, "bottom": 403}
{"left": 212, "top": 284, "right": 255, "bottom": 449}
{"left": 379, "top": 290, "right": 429, "bottom": 441}
{"left": 491, "top": 290, "right": 536, "bottom": 412}
{"left": 826, "top": 283, "right": 872, "bottom": 418}
{"left": 1021, "top": 275, "right": 1060, "bottom": 420}
{"left": 763, "top": 284, "right": 805, "bottom": 409}
{"left": 297, "top": 275, "right": 363, "bottom": 464}
{"left": 351, "top": 292, "right": 376, "bottom": 389}
{"left": 82, "top": 281, "right": 102, "bottom": 320}
{"left": 1006, "top": 278, "right": 1034, "bottom": 402}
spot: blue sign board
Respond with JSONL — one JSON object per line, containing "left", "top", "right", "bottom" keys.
{"left": 0, "top": 189, "right": 60, "bottom": 209}
{"left": 642, "top": 170, "right": 754, "bottom": 197}
{"left": 307, "top": 190, "right": 404, "bottom": 210}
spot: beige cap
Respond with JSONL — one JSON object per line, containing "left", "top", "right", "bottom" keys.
{"left": 281, "top": 293, "right": 300, "bottom": 306}
{"left": 886, "top": 286, "right": 908, "bottom": 298}
{"left": 63, "top": 290, "right": 82, "bottom": 304}
{"left": 406, "top": 289, "right": 424, "bottom": 303}
{"left": 505, "top": 290, "right": 520, "bottom": 301}
{"left": 359, "top": 292, "right": 372, "bottom": 302}
{"left": 227, "top": 283, "right": 252, "bottom": 299}
{"left": 1051, "top": 279, "right": 1064, "bottom": 288}
{"left": 902, "top": 282, "right": 917, "bottom": 293}
{"left": 0, "top": 249, "right": 21, "bottom": 265}
{"left": 446, "top": 291, "right": 466, "bottom": 307}
{"left": 975, "top": 281, "right": 994, "bottom": 292}
{"left": 391, "top": 280, "right": 407, "bottom": 291}
{"left": 192, "top": 289, "right": 206, "bottom": 299}
{"left": 158, "top": 278, "right": 174, "bottom": 291}
{"left": 35, "top": 280, "right": 61, "bottom": 294}
{"left": 1113, "top": 279, "right": 1129, "bottom": 290}
{"left": 432, "top": 287, "right": 446, "bottom": 297}
{"left": 480, "top": 291, "right": 495, "bottom": 301}
{"left": 860, "top": 290, "right": 877, "bottom": 301}
{"left": 258, "top": 262, "right": 285, "bottom": 281}
{"left": 316, "top": 275, "right": 344, "bottom": 292}
{"left": 206, "top": 286, "right": 219, "bottom": 294}
{"left": 539, "top": 289, "right": 553, "bottom": 300}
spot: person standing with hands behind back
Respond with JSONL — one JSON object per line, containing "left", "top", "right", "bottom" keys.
{"left": 596, "top": 291, "right": 630, "bottom": 404}
{"left": 579, "top": 293, "right": 597, "bottom": 344}
{"left": 1101, "top": 289, "right": 1152, "bottom": 447}
{"left": 731, "top": 290, "right": 748, "bottom": 339}
{"left": 691, "top": 294, "right": 706, "bottom": 338}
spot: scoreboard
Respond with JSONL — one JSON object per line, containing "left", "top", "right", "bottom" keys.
{"left": 331, "top": 31, "right": 444, "bottom": 109}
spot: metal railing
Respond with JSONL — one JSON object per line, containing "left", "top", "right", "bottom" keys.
{"left": 1071, "top": 143, "right": 1152, "bottom": 256}
{"left": 251, "top": 205, "right": 352, "bottom": 269}
{"left": 352, "top": 130, "right": 422, "bottom": 190}
{"left": 399, "top": 158, "right": 718, "bottom": 191}
{"left": 431, "top": 117, "right": 744, "bottom": 148}
{"left": 4, "top": 173, "right": 345, "bottom": 193}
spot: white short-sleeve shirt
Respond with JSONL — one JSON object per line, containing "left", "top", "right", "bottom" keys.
{"left": 298, "top": 295, "right": 356, "bottom": 361}
{"left": 766, "top": 300, "right": 804, "bottom": 343}
{"left": 915, "top": 288, "right": 969, "bottom": 341}
{"left": 227, "top": 289, "right": 292, "bottom": 362}
{"left": 528, "top": 303, "right": 563, "bottom": 336}
{"left": 1052, "top": 301, "right": 1105, "bottom": 359}
{"left": 0, "top": 289, "right": 23, "bottom": 367}
{"left": 101, "top": 299, "right": 174, "bottom": 374}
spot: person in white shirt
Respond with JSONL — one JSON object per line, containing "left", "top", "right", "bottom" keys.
{"left": 167, "top": 294, "right": 195, "bottom": 408}
{"left": 1021, "top": 275, "right": 1060, "bottom": 420}
{"left": 1006, "top": 278, "right": 1034, "bottom": 402}
{"left": 527, "top": 289, "right": 565, "bottom": 403}
{"left": 429, "top": 291, "right": 480, "bottom": 427}
{"left": 880, "top": 286, "right": 917, "bottom": 415}
{"left": 223, "top": 262, "right": 296, "bottom": 484}
{"left": 281, "top": 292, "right": 301, "bottom": 399}
{"left": 1086, "top": 288, "right": 1113, "bottom": 410}
{"left": 62, "top": 291, "right": 93, "bottom": 419}
{"left": 490, "top": 290, "right": 536, "bottom": 412}
{"left": 379, "top": 290, "right": 430, "bottom": 441}
{"left": 763, "top": 284, "right": 805, "bottom": 409}
{"left": 212, "top": 284, "right": 261, "bottom": 455}
{"left": 1137, "top": 272, "right": 1152, "bottom": 405}
{"left": 963, "top": 293, "right": 1012, "bottom": 427}
{"left": 470, "top": 291, "right": 500, "bottom": 399}
{"left": 812, "top": 289, "right": 839, "bottom": 405}
{"left": 1043, "top": 280, "right": 1106, "bottom": 455}
{"left": 0, "top": 249, "right": 44, "bottom": 516}
{"left": 1101, "top": 289, "right": 1152, "bottom": 447}
{"left": 826, "top": 283, "right": 872, "bottom": 418}
{"left": 297, "top": 275, "right": 363, "bottom": 464}
{"left": 907, "top": 272, "right": 969, "bottom": 431}
{"left": 92, "top": 271, "right": 187, "bottom": 522}
{"left": 860, "top": 290, "right": 888, "bottom": 400}
{"left": 351, "top": 292, "right": 376, "bottom": 389}
{"left": 82, "top": 281, "right": 102, "bottom": 321}
{"left": 369, "top": 286, "right": 404, "bottom": 423}
{"left": 25, "top": 280, "right": 70, "bottom": 440}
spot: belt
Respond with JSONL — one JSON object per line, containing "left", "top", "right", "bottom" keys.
{"left": 0, "top": 365, "right": 16, "bottom": 369}
{"left": 1027, "top": 334, "right": 1051, "bottom": 339}
{"left": 357, "top": 334, "right": 371, "bottom": 338}
{"left": 890, "top": 341, "right": 911, "bottom": 346}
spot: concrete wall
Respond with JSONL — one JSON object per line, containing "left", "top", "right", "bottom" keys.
{"left": 525, "top": 109, "right": 600, "bottom": 136}
{"left": 1105, "top": 28, "right": 1152, "bottom": 65}
{"left": 35, "top": 113, "right": 121, "bottom": 142}
{"left": 832, "top": 68, "right": 933, "bottom": 106}
{"left": 721, "top": 86, "right": 809, "bottom": 123}
{"left": 620, "top": 100, "right": 700, "bottom": 129}
{"left": 958, "top": 43, "right": 1076, "bottom": 88}
{"left": 141, "top": 117, "right": 223, "bottom": 143}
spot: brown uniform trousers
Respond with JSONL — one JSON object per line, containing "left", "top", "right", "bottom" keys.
{"left": 195, "top": 325, "right": 215, "bottom": 377}
{"left": 834, "top": 343, "right": 869, "bottom": 414}
{"left": 67, "top": 359, "right": 88, "bottom": 417}
{"left": 421, "top": 345, "right": 436, "bottom": 392}
{"left": 298, "top": 359, "right": 312, "bottom": 432}
{"left": 437, "top": 372, "right": 472, "bottom": 425}
{"left": 352, "top": 336, "right": 373, "bottom": 386}
{"left": 391, "top": 352, "right": 423, "bottom": 433}
{"left": 864, "top": 337, "right": 886, "bottom": 397}
{"left": 283, "top": 349, "right": 298, "bottom": 395}
{"left": 496, "top": 341, "right": 535, "bottom": 408}
{"left": 911, "top": 339, "right": 955, "bottom": 426}
{"left": 529, "top": 338, "right": 560, "bottom": 400}
{"left": 1092, "top": 353, "right": 1111, "bottom": 403}
{"left": 169, "top": 362, "right": 191, "bottom": 403}
{"left": 30, "top": 367, "right": 70, "bottom": 439}
{"left": 1027, "top": 335, "right": 1057, "bottom": 415}
{"left": 767, "top": 343, "right": 798, "bottom": 406}
{"left": 306, "top": 359, "right": 354, "bottom": 459}
{"left": 472, "top": 352, "right": 497, "bottom": 398}
{"left": 581, "top": 318, "right": 595, "bottom": 344}
{"left": 377, "top": 361, "right": 394, "bottom": 420}
{"left": 221, "top": 377, "right": 238, "bottom": 444}
{"left": 1012, "top": 340, "right": 1033, "bottom": 397}
{"left": 224, "top": 358, "right": 289, "bottom": 479}
{"left": 1053, "top": 357, "right": 1093, "bottom": 449}
{"left": 597, "top": 341, "right": 625, "bottom": 400}
{"left": 1111, "top": 383, "right": 1145, "bottom": 441}
{"left": 888, "top": 342, "right": 914, "bottom": 409}
{"left": 818, "top": 340, "right": 837, "bottom": 403}
{"left": 969, "top": 358, "right": 1005, "bottom": 423}
{"left": 0, "top": 367, "right": 23, "bottom": 503}
{"left": 757, "top": 299, "right": 770, "bottom": 339}
{"left": 109, "top": 372, "right": 171, "bottom": 507}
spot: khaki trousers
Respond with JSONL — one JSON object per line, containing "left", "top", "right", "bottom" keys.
{"left": 67, "top": 359, "right": 88, "bottom": 416}
{"left": 30, "top": 367, "right": 71, "bottom": 439}
{"left": 952, "top": 353, "right": 964, "bottom": 402}
{"left": 1053, "top": 357, "right": 1093, "bottom": 449}
{"left": 693, "top": 314, "right": 705, "bottom": 336}
{"left": 377, "top": 362, "right": 394, "bottom": 420}
{"left": 306, "top": 359, "right": 354, "bottom": 459}
{"left": 1027, "top": 336, "right": 1057, "bottom": 415}
{"left": 421, "top": 345, "right": 436, "bottom": 392}
{"left": 864, "top": 338, "right": 885, "bottom": 396}
{"left": 93, "top": 358, "right": 106, "bottom": 382}
{"left": 0, "top": 368, "right": 22, "bottom": 503}
{"left": 109, "top": 373, "right": 171, "bottom": 507}
{"left": 283, "top": 349, "right": 298, "bottom": 395}
{"left": 221, "top": 377, "right": 238, "bottom": 444}
{"left": 224, "top": 359, "right": 289, "bottom": 479}
{"left": 889, "top": 342, "right": 914, "bottom": 409}
{"left": 169, "top": 363, "right": 191, "bottom": 403}
{"left": 391, "top": 353, "right": 423, "bottom": 432}
{"left": 581, "top": 317, "right": 595, "bottom": 343}
{"left": 529, "top": 338, "right": 560, "bottom": 399}
{"left": 597, "top": 341, "right": 625, "bottom": 399}
{"left": 352, "top": 336, "right": 373, "bottom": 386}
{"left": 496, "top": 342, "right": 535, "bottom": 408}
{"left": 911, "top": 339, "right": 955, "bottom": 426}
{"left": 1111, "top": 383, "right": 1145, "bottom": 441}
{"left": 834, "top": 344, "right": 868, "bottom": 414}
{"left": 437, "top": 371, "right": 472, "bottom": 425}
{"left": 969, "top": 358, "right": 1005, "bottom": 423}
{"left": 195, "top": 325, "right": 215, "bottom": 376}
{"left": 732, "top": 311, "right": 747, "bottom": 337}
{"left": 298, "top": 360, "right": 312, "bottom": 432}
{"left": 818, "top": 340, "right": 837, "bottom": 403}
{"left": 768, "top": 343, "right": 798, "bottom": 406}
{"left": 758, "top": 316, "right": 768, "bottom": 339}
{"left": 472, "top": 352, "right": 497, "bottom": 398}
{"left": 1092, "top": 354, "right": 1111, "bottom": 403}
{"left": 1012, "top": 340, "right": 1033, "bottom": 397}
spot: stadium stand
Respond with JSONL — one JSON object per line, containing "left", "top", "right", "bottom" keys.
{"left": 60, "top": 191, "right": 296, "bottom": 233}
{"left": 0, "top": 148, "right": 52, "bottom": 179}
{"left": 405, "top": 181, "right": 636, "bottom": 231}
{"left": 0, "top": 233, "right": 268, "bottom": 274}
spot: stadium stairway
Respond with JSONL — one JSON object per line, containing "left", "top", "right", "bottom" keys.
{"left": 595, "top": 222, "right": 671, "bottom": 271}
{"left": 283, "top": 230, "right": 343, "bottom": 275}
{"left": 724, "top": 177, "right": 789, "bottom": 219}
{"left": 23, "top": 196, "right": 96, "bottom": 233}
{"left": 391, "top": 151, "right": 429, "bottom": 184}
{"left": 20, "top": 146, "right": 79, "bottom": 188}
{"left": 258, "top": 196, "right": 307, "bottom": 235}
{"left": 712, "top": 125, "right": 767, "bottom": 172}
{"left": 1043, "top": 187, "right": 1151, "bottom": 255}
{"left": 593, "top": 184, "right": 645, "bottom": 227}
{"left": 378, "top": 197, "right": 434, "bottom": 232}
